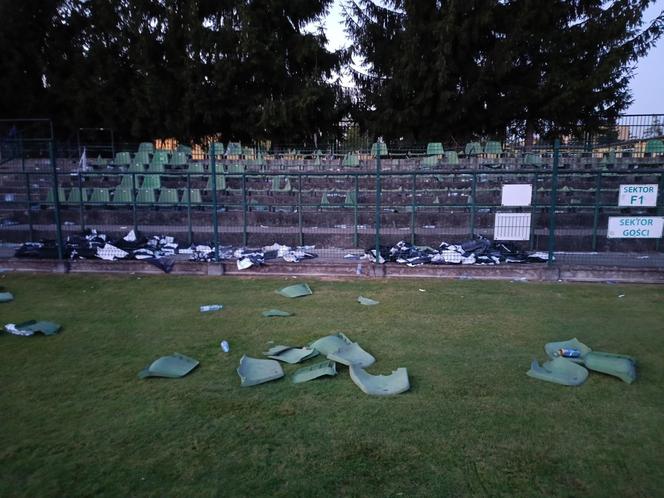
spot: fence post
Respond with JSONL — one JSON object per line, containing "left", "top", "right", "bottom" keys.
{"left": 591, "top": 172, "right": 602, "bottom": 251}
{"left": 186, "top": 172, "right": 193, "bottom": 246}
{"left": 374, "top": 144, "right": 381, "bottom": 259}
{"left": 470, "top": 173, "right": 477, "bottom": 237}
{"left": 656, "top": 172, "right": 664, "bottom": 252}
{"left": 78, "top": 171, "right": 85, "bottom": 232}
{"left": 298, "top": 174, "right": 304, "bottom": 246}
{"left": 131, "top": 172, "right": 138, "bottom": 233}
{"left": 547, "top": 139, "right": 560, "bottom": 266}
{"left": 529, "top": 172, "right": 538, "bottom": 250}
{"left": 210, "top": 143, "right": 220, "bottom": 261}
{"left": 410, "top": 173, "right": 416, "bottom": 245}
{"left": 242, "top": 172, "right": 247, "bottom": 246}
{"left": 49, "top": 141, "right": 64, "bottom": 260}
{"left": 25, "top": 172, "right": 34, "bottom": 241}
{"left": 354, "top": 175, "right": 359, "bottom": 248}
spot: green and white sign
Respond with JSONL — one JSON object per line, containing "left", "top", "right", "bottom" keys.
{"left": 618, "top": 184, "right": 658, "bottom": 207}
{"left": 607, "top": 217, "right": 664, "bottom": 238}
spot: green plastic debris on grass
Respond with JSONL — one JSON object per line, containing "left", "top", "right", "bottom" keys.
{"left": 292, "top": 360, "right": 337, "bottom": 384}
{"left": 309, "top": 332, "right": 375, "bottom": 367}
{"left": 262, "top": 309, "right": 293, "bottom": 317}
{"left": 263, "top": 345, "right": 319, "bottom": 364}
{"left": 357, "top": 296, "right": 379, "bottom": 306}
{"left": 349, "top": 365, "right": 410, "bottom": 396}
{"left": 237, "top": 355, "right": 284, "bottom": 387}
{"left": 138, "top": 353, "right": 199, "bottom": 379}
{"left": 526, "top": 357, "right": 588, "bottom": 386}
{"left": 0, "top": 292, "right": 14, "bottom": 303}
{"left": 544, "top": 337, "right": 637, "bottom": 383}
{"left": 4, "top": 320, "right": 61, "bottom": 336}
{"left": 277, "top": 283, "right": 312, "bottom": 298}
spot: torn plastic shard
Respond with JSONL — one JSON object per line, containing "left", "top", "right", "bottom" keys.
{"left": 310, "top": 333, "right": 375, "bottom": 368}
{"left": 526, "top": 357, "right": 588, "bottom": 386}
{"left": 4, "top": 320, "right": 61, "bottom": 336}
{"left": 0, "top": 292, "right": 14, "bottom": 303}
{"left": 292, "top": 360, "right": 338, "bottom": 384}
{"left": 349, "top": 365, "right": 410, "bottom": 396}
{"left": 277, "top": 283, "right": 312, "bottom": 298}
{"left": 237, "top": 355, "right": 284, "bottom": 387}
{"left": 138, "top": 353, "right": 199, "bottom": 379}
{"left": 263, "top": 345, "right": 319, "bottom": 364}
{"left": 357, "top": 296, "right": 379, "bottom": 305}
{"left": 262, "top": 309, "right": 293, "bottom": 317}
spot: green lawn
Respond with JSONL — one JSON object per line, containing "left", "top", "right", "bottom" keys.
{"left": 1, "top": 273, "right": 663, "bottom": 497}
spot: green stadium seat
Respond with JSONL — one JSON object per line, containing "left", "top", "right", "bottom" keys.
{"left": 67, "top": 187, "right": 88, "bottom": 204}
{"left": 271, "top": 175, "right": 292, "bottom": 192}
{"left": 206, "top": 174, "right": 226, "bottom": 191}
{"left": 484, "top": 141, "right": 502, "bottom": 155}
{"left": 117, "top": 174, "right": 134, "bottom": 188}
{"left": 136, "top": 188, "right": 156, "bottom": 204}
{"left": 150, "top": 150, "right": 169, "bottom": 171}
{"left": 91, "top": 154, "right": 109, "bottom": 167}
{"left": 344, "top": 190, "right": 357, "bottom": 208}
{"left": 141, "top": 175, "right": 161, "bottom": 189}
{"left": 181, "top": 188, "right": 202, "bottom": 205}
{"left": 209, "top": 142, "right": 225, "bottom": 156}
{"left": 128, "top": 161, "right": 145, "bottom": 173}
{"left": 177, "top": 144, "right": 192, "bottom": 156}
{"left": 421, "top": 156, "right": 438, "bottom": 168}
{"left": 112, "top": 188, "right": 134, "bottom": 204}
{"left": 89, "top": 188, "right": 111, "bottom": 204}
{"left": 523, "top": 153, "right": 543, "bottom": 166}
{"left": 157, "top": 188, "right": 179, "bottom": 205}
{"left": 464, "top": 142, "right": 482, "bottom": 156}
{"left": 445, "top": 151, "right": 460, "bottom": 164}
{"left": 138, "top": 142, "right": 154, "bottom": 154}
{"left": 645, "top": 139, "right": 664, "bottom": 155}
{"left": 134, "top": 151, "right": 150, "bottom": 165}
{"left": 169, "top": 151, "right": 187, "bottom": 167}
{"left": 226, "top": 163, "right": 246, "bottom": 174}
{"left": 321, "top": 191, "right": 338, "bottom": 209}
{"left": 370, "top": 142, "right": 388, "bottom": 157}
{"left": 113, "top": 152, "right": 131, "bottom": 167}
{"left": 426, "top": 143, "right": 444, "bottom": 156}
{"left": 187, "top": 162, "right": 205, "bottom": 174}
{"left": 342, "top": 153, "right": 360, "bottom": 167}
{"left": 46, "top": 187, "right": 67, "bottom": 204}
{"left": 226, "top": 142, "right": 242, "bottom": 156}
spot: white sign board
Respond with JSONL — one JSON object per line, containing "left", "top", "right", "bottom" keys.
{"left": 607, "top": 217, "right": 664, "bottom": 238}
{"left": 494, "top": 213, "right": 531, "bottom": 240}
{"left": 501, "top": 184, "right": 532, "bottom": 206}
{"left": 618, "top": 184, "right": 658, "bottom": 207}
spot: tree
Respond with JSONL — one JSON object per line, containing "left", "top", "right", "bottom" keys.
{"left": 344, "top": 0, "right": 664, "bottom": 144}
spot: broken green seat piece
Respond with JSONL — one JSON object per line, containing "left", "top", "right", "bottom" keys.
{"left": 277, "top": 283, "right": 312, "bottom": 298}
{"left": 544, "top": 338, "right": 637, "bottom": 383}
{"left": 292, "top": 360, "right": 337, "bottom": 384}
{"left": 357, "top": 296, "right": 379, "bottom": 306}
{"left": 0, "top": 292, "right": 13, "bottom": 303}
{"left": 310, "top": 332, "right": 376, "bottom": 368}
{"left": 138, "top": 353, "right": 199, "bottom": 379}
{"left": 263, "top": 345, "right": 319, "bottom": 364}
{"left": 349, "top": 365, "right": 410, "bottom": 396}
{"left": 262, "top": 309, "right": 293, "bottom": 317}
{"left": 584, "top": 352, "right": 637, "bottom": 384}
{"left": 4, "top": 320, "right": 61, "bottom": 336}
{"left": 237, "top": 355, "right": 284, "bottom": 387}
{"left": 526, "top": 357, "right": 589, "bottom": 386}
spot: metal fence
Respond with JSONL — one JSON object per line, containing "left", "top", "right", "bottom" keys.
{"left": 1, "top": 139, "right": 663, "bottom": 268}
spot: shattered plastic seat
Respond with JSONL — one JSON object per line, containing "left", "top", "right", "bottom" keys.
{"left": 4, "top": 320, "right": 61, "bottom": 336}
{"left": 310, "top": 333, "right": 376, "bottom": 368}
{"left": 292, "top": 360, "right": 337, "bottom": 384}
{"left": 263, "top": 345, "right": 318, "bottom": 364}
{"left": 0, "top": 291, "right": 13, "bottom": 303}
{"left": 277, "top": 283, "right": 312, "bottom": 298}
{"left": 262, "top": 309, "right": 292, "bottom": 317}
{"left": 349, "top": 365, "right": 410, "bottom": 396}
{"left": 138, "top": 353, "right": 199, "bottom": 379}
{"left": 526, "top": 357, "right": 588, "bottom": 386}
{"left": 237, "top": 355, "right": 284, "bottom": 387}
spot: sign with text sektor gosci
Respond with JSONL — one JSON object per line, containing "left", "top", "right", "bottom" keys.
{"left": 618, "top": 184, "right": 658, "bottom": 207}
{"left": 607, "top": 217, "right": 664, "bottom": 239}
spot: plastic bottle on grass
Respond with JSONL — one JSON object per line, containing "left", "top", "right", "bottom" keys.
{"left": 200, "top": 304, "right": 223, "bottom": 313}
{"left": 220, "top": 340, "right": 230, "bottom": 353}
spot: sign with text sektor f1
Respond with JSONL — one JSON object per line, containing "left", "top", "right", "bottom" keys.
{"left": 618, "top": 184, "right": 658, "bottom": 207}
{"left": 607, "top": 217, "right": 664, "bottom": 238}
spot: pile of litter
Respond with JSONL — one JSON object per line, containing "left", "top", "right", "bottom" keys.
{"left": 15, "top": 230, "right": 318, "bottom": 271}
{"left": 527, "top": 338, "right": 637, "bottom": 386}
{"left": 366, "top": 236, "right": 549, "bottom": 266}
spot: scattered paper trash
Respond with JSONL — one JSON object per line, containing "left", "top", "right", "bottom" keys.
{"left": 418, "top": 289, "right": 426, "bottom": 292}
{"left": 618, "top": 294, "right": 625, "bottom": 298}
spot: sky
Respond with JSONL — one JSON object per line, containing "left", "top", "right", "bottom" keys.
{"left": 322, "top": 0, "right": 664, "bottom": 114}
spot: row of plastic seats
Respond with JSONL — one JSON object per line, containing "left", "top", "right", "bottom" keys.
{"left": 46, "top": 187, "right": 203, "bottom": 205}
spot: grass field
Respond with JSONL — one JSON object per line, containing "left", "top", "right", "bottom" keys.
{"left": 1, "top": 273, "right": 663, "bottom": 497}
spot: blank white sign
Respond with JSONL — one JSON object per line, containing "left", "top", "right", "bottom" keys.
{"left": 494, "top": 213, "right": 532, "bottom": 240}
{"left": 501, "top": 184, "right": 533, "bottom": 206}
